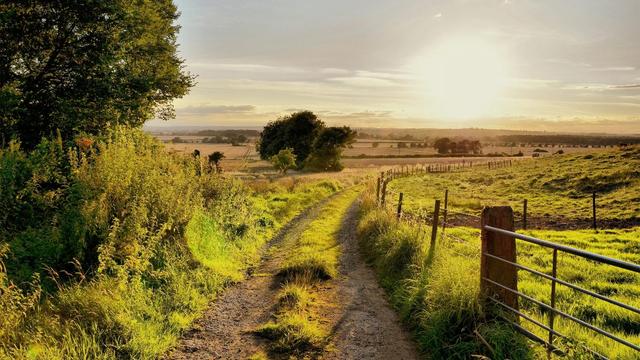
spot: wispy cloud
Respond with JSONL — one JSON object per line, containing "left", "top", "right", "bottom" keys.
{"left": 177, "top": 105, "right": 256, "bottom": 115}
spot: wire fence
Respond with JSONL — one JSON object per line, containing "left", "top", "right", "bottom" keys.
{"left": 370, "top": 166, "right": 640, "bottom": 359}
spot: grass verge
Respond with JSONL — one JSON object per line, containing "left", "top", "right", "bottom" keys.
{"left": 356, "top": 182, "right": 532, "bottom": 360}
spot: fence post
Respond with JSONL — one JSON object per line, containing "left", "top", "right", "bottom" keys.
{"left": 480, "top": 206, "right": 518, "bottom": 311}
{"left": 523, "top": 199, "right": 528, "bottom": 230}
{"left": 376, "top": 176, "right": 382, "bottom": 206}
{"left": 396, "top": 192, "right": 404, "bottom": 220}
{"left": 442, "top": 189, "right": 449, "bottom": 235}
{"left": 592, "top": 192, "right": 597, "bottom": 230}
{"left": 430, "top": 199, "right": 441, "bottom": 246}
{"left": 381, "top": 180, "right": 388, "bottom": 206}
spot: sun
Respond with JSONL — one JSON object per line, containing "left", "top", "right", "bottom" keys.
{"left": 417, "top": 36, "right": 511, "bottom": 119}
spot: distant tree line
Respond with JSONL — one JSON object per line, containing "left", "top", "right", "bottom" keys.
{"left": 358, "top": 132, "right": 425, "bottom": 141}
{"left": 433, "top": 138, "right": 482, "bottom": 154}
{"left": 497, "top": 135, "right": 640, "bottom": 147}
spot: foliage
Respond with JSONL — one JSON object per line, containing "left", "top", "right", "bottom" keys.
{"left": 0, "top": 128, "right": 342, "bottom": 359}
{"left": 433, "top": 137, "right": 482, "bottom": 154}
{"left": 208, "top": 151, "right": 225, "bottom": 173}
{"left": 304, "top": 126, "right": 357, "bottom": 172}
{"left": 0, "top": 0, "right": 194, "bottom": 148}
{"left": 257, "top": 111, "right": 324, "bottom": 168}
{"left": 257, "top": 111, "right": 355, "bottom": 171}
{"left": 270, "top": 148, "right": 297, "bottom": 174}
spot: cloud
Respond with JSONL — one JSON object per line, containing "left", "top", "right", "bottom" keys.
{"left": 177, "top": 105, "right": 256, "bottom": 116}
{"left": 610, "top": 84, "right": 640, "bottom": 89}
{"left": 589, "top": 66, "right": 636, "bottom": 72}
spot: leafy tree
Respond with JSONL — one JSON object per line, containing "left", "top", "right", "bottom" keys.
{"left": 434, "top": 138, "right": 452, "bottom": 154}
{"left": 270, "top": 148, "right": 297, "bottom": 174}
{"left": 257, "top": 111, "right": 324, "bottom": 168}
{"left": 305, "top": 127, "right": 357, "bottom": 171}
{"left": 0, "top": 0, "right": 194, "bottom": 148}
{"left": 208, "top": 151, "right": 225, "bottom": 173}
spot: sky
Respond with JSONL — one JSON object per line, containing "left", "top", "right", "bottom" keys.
{"left": 147, "top": 0, "right": 640, "bottom": 133}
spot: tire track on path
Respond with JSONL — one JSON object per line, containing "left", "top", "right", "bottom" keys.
{"left": 319, "top": 199, "right": 419, "bottom": 359}
{"left": 165, "top": 197, "right": 332, "bottom": 360}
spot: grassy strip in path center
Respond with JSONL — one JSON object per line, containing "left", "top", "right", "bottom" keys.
{"left": 254, "top": 187, "right": 362, "bottom": 357}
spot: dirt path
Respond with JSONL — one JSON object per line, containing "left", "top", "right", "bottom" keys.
{"left": 319, "top": 200, "right": 419, "bottom": 360}
{"left": 165, "top": 201, "right": 328, "bottom": 360}
{"left": 166, "top": 197, "right": 420, "bottom": 360}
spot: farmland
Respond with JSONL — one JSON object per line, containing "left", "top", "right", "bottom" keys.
{"left": 358, "top": 145, "right": 640, "bottom": 359}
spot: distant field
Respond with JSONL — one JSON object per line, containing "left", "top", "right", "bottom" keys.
{"left": 159, "top": 136, "right": 606, "bottom": 173}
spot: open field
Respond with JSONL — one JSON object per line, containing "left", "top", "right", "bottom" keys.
{"left": 161, "top": 136, "right": 603, "bottom": 174}
{"left": 361, "top": 146, "right": 640, "bottom": 358}
{"left": 387, "top": 146, "right": 640, "bottom": 229}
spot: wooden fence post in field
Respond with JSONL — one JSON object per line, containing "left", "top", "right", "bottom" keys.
{"left": 381, "top": 180, "right": 388, "bottom": 206}
{"left": 397, "top": 192, "right": 404, "bottom": 220}
{"left": 376, "top": 176, "right": 382, "bottom": 206}
{"left": 592, "top": 192, "right": 597, "bottom": 230}
{"left": 430, "top": 199, "right": 441, "bottom": 246}
{"left": 442, "top": 189, "right": 449, "bottom": 235}
{"left": 523, "top": 199, "right": 528, "bottom": 230}
{"left": 480, "top": 206, "right": 518, "bottom": 311}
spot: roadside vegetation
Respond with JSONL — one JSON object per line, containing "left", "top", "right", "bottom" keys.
{"left": 389, "top": 147, "right": 640, "bottom": 227}
{"left": 356, "top": 184, "right": 532, "bottom": 359}
{"left": 256, "top": 187, "right": 362, "bottom": 356}
{"left": 0, "top": 128, "right": 344, "bottom": 359}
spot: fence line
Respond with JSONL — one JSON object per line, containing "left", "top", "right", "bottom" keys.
{"left": 371, "top": 171, "right": 640, "bottom": 358}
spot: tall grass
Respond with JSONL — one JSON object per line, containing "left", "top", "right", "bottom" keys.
{"left": 356, "top": 183, "right": 532, "bottom": 360}
{"left": 0, "top": 127, "right": 342, "bottom": 359}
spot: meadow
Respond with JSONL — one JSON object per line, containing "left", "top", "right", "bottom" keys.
{"left": 387, "top": 147, "right": 640, "bottom": 228}
{"left": 158, "top": 134, "right": 600, "bottom": 173}
{"left": 358, "top": 146, "right": 640, "bottom": 358}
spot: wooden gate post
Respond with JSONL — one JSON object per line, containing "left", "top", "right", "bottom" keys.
{"left": 480, "top": 206, "right": 518, "bottom": 311}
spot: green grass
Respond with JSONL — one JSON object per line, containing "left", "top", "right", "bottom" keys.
{"left": 356, "top": 186, "right": 532, "bottom": 360}
{"left": 0, "top": 129, "right": 346, "bottom": 359}
{"left": 257, "top": 187, "right": 362, "bottom": 355}
{"left": 442, "top": 226, "right": 640, "bottom": 359}
{"left": 377, "top": 147, "right": 640, "bottom": 358}
{"left": 388, "top": 147, "right": 640, "bottom": 226}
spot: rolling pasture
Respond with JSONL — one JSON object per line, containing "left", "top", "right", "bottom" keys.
{"left": 370, "top": 146, "right": 640, "bottom": 358}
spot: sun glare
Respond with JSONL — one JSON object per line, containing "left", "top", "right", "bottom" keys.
{"left": 418, "top": 36, "right": 511, "bottom": 119}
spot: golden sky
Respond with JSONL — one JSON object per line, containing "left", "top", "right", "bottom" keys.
{"left": 148, "top": 0, "right": 640, "bottom": 133}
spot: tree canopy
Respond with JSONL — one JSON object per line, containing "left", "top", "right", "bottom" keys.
{"left": 0, "top": 0, "right": 194, "bottom": 148}
{"left": 270, "top": 148, "right": 297, "bottom": 174}
{"left": 257, "top": 111, "right": 324, "bottom": 168}
{"left": 433, "top": 138, "right": 482, "bottom": 154}
{"left": 257, "top": 111, "right": 355, "bottom": 171}
{"left": 305, "top": 126, "right": 356, "bottom": 171}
